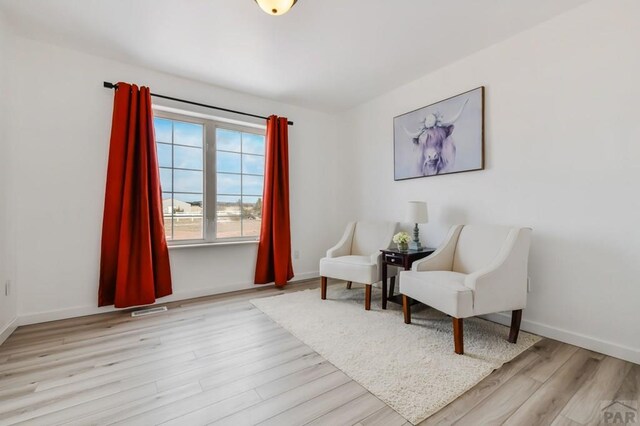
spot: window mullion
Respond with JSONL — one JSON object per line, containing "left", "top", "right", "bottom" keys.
{"left": 206, "top": 122, "right": 217, "bottom": 242}
{"left": 171, "top": 121, "right": 175, "bottom": 241}
{"left": 240, "top": 132, "right": 244, "bottom": 238}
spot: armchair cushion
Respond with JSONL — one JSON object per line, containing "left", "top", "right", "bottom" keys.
{"left": 319, "top": 255, "right": 378, "bottom": 285}
{"left": 320, "top": 221, "right": 399, "bottom": 286}
{"left": 452, "top": 225, "right": 513, "bottom": 274}
{"left": 351, "top": 221, "right": 398, "bottom": 256}
{"left": 326, "top": 222, "right": 356, "bottom": 258}
{"left": 412, "top": 225, "right": 462, "bottom": 272}
{"left": 400, "top": 271, "right": 474, "bottom": 318}
{"left": 463, "top": 228, "right": 532, "bottom": 315}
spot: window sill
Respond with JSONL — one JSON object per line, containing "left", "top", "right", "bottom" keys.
{"left": 168, "top": 240, "right": 259, "bottom": 249}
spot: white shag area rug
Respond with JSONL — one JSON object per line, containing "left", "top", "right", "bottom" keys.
{"left": 250, "top": 284, "right": 540, "bottom": 424}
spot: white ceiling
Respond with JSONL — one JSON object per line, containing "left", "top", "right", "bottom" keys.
{"left": 0, "top": 0, "right": 589, "bottom": 111}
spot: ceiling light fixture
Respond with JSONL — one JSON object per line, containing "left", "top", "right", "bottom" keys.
{"left": 254, "top": 0, "right": 298, "bottom": 16}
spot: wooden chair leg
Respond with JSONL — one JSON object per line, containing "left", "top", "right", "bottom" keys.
{"left": 402, "top": 295, "right": 411, "bottom": 324}
{"left": 346, "top": 281, "right": 352, "bottom": 289}
{"left": 453, "top": 318, "right": 464, "bottom": 355}
{"left": 508, "top": 309, "right": 522, "bottom": 343}
{"left": 365, "top": 284, "right": 372, "bottom": 310}
{"left": 321, "top": 276, "right": 327, "bottom": 300}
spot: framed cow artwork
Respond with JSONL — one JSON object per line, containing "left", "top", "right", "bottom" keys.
{"left": 393, "top": 86, "right": 484, "bottom": 180}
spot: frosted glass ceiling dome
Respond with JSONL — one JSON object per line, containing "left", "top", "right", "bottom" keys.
{"left": 254, "top": 0, "right": 298, "bottom": 16}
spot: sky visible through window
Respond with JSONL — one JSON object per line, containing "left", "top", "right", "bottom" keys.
{"left": 154, "top": 116, "right": 265, "bottom": 242}
{"left": 215, "top": 128, "right": 265, "bottom": 239}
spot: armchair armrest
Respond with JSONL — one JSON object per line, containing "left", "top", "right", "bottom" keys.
{"left": 326, "top": 222, "right": 356, "bottom": 258}
{"left": 412, "top": 225, "right": 463, "bottom": 272}
{"left": 464, "top": 228, "right": 532, "bottom": 315}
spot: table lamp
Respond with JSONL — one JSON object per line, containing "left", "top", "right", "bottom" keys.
{"left": 407, "top": 201, "right": 428, "bottom": 250}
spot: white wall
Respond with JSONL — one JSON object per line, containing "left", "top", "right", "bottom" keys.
{"left": 3, "top": 0, "right": 637, "bottom": 365}
{"left": 7, "top": 37, "right": 352, "bottom": 324}
{"left": 342, "top": 0, "right": 640, "bottom": 363}
{"left": 0, "top": 10, "right": 18, "bottom": 343}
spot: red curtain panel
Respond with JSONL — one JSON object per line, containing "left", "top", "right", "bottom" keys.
{"left": 255, "top": 116, "right": 294, "bottom": 287}
{"left": 99, "top": 82, "right": 173, "bottom": 308}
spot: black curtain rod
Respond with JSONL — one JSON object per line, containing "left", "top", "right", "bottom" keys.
{"left": 103, "top": 81, "right": 294, "bottom": 126}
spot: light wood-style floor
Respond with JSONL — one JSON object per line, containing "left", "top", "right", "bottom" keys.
{"left": 0, "top": 280, "right": 637, "bottom": 425}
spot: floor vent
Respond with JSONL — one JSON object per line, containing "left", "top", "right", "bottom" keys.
{"left": 131, "top": 306, "right": 168, "bottom": 317}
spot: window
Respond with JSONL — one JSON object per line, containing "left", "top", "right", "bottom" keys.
{"left": 153, "top": 111, "right": 265, "bottom": 244}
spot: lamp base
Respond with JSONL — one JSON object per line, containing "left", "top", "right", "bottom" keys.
{"left": 410, "top": 223, "right": 422, "bottom": 251}
{"left": 409, "top": 241, "right": 422, "bottom": 251}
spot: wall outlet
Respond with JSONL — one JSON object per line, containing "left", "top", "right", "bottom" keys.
{"left": 293, "top": 250, "right": 300, "bottom": 260}
{"left": 4, "top": 280, "right": 10, "bottom": 296}
{"left": 527, "top": 276, "right": 532, "bottom": 293}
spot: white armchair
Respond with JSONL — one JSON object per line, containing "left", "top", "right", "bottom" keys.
{"left": 320, "top": 221, "right": 399, "bottom": 310}
{"left": 399, "top": 224, "right": 532, "bottom": 354}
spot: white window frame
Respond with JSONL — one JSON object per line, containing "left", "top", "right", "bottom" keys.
{"left": 153, "top": 108, "right": 266, "bottom": 246}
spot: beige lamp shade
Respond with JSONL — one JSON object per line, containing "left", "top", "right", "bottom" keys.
{"left": 255, "top": 0, "right": 297, "bottom": 15}
{"left": 407, "top": 201, "right": 428, "bottom": 224}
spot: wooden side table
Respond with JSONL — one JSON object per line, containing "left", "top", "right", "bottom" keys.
{"left": 380, "top": 247, "right": 435, "bottom": 309}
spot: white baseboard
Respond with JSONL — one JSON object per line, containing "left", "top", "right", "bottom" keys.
{"left": 482, "top": 312, "right": 640, "bottom": 365}
{"left": 17, "top": 271, "right": 320, "bottom": 326}
{"left": 0, "top": 317, "right": 18, "bottom": 346}
{"left": 14, "top": 272, "right": 638, "bottom": 366}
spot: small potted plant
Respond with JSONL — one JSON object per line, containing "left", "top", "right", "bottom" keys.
{"left": 393, "top": 232, "right": 411, "bottom": 252}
